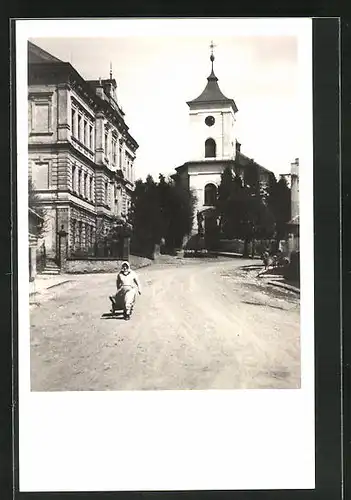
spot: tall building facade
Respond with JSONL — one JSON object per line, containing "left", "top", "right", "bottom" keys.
{"left": 288, "top": 157, "right": 300, "bottom": 252}
{"left": 174, "top": 45, "right": 273, "bottom": 232}
{"left": 28, "top": 42, "right": 138, "bottom": 259}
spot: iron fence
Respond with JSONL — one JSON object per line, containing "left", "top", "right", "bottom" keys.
{"left": 36, "top": 242, "right": 46, "bottom": 273}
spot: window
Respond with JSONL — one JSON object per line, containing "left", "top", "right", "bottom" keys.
{"left": 204, "top": 183, "right": 217, "bottom": 206}
{"left": 78, "top": 170, "right": 82, "bottom": 195}
{"left": 78, "top": 221, "right": 82, "bottom": 247}
{"left": 72, "top": 165, "right": 76, "bottom": 192}
{"left": 84, "top": 120, "right": 88, "bottom": 146}
{"left": 89, "top": 177, "right": 93, "bottom": 200}
{"left": 119, "top": 145, "right": 122, "bottom": 169}
{"left": 104, "top": 133, "right": 108, "bottom": 155}
{"left": 205, "top": 138, "right": 216, "bottom": 158}
{"left": 78, "top": 115, "right": 82, "bottom": 142}
{"left": 81, "top": 223, "right": 85, "bottom": 248}
{"left": 31, "top": 162, "right": 49, "bottom": 190}
{"left": 29, "top": 93, "right": 53, "bottom": 134}
{"left": 112, "top": 139, "right": 117, "bottom": 164}
{"left": 84, "top": 173, "right": 88, "bottom": 198}
{"left": 71, "top": 220, "right": 76, "bottom": 246}
{"left": 34, "top": 103, "right": 50, "bottom": 132}
{"left": 130, "top": 161, "right": 134, "bottom": 182}
{"left": 89, "top": 125, "right": 93, "bottom": 150}
{"left": 105, "top": 182, "right": 108, "bottom": 205}
{"left": 71, "top": 109, "right": 76, "bottom": 137}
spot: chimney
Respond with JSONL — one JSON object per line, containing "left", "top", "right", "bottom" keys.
{"left": 236, "top": 140, "right": 241, "bottom": 153}
{"left": 95, "top": 78, "right": 104, "bottom": 99}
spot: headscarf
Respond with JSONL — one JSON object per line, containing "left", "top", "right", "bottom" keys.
{"left": 121, "top": 261, "right": 130, "bottom": 272}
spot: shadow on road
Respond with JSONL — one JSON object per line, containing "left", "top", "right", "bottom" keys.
{"left": 101, "top": 312, "right": 125, "bottom": 320}
{"left": 240, "top": 265, "right": 263, "bottom": 271}
{"left": 241, "top": 300, "right": 286, "bottom": 311}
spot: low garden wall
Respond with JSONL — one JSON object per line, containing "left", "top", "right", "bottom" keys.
{"left": 218, "top": 239, "right": 245, "bottom": 254}
{"left": 64, "top": 255, "right": 152, "bottom": 274}
{"left": 217, "top": 239, "right": 286, "bottom": 256}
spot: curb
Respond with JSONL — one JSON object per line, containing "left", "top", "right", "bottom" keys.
{"left": 134, "top": 262, "right": 153, "bottom": 270}
{"left": 209, "top": 251, "right": 243, "bottom": 258}
{"left": 210, "top": 251, "right": 262, "bottom": 260}
{"left": 267, "top": 280, "right": 300, "bottom": 294}
{"left": 46, "top": 280, "right": 72, "bottom": 290}
{"left": 29, "top": 279, "right": 72, "bottom": 296}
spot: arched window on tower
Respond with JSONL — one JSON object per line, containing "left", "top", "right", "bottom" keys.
{"left": 205, "top": 138, "right": 216, "bottom": 158}
{"left": 204, "top": 183, "right": 217, "bottom": 206}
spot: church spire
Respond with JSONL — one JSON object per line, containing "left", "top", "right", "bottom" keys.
{"left": 208, "top": 40, "right": 217, "bottom": 80}
{"left": 186, "top": 40, "right": 238, "bottom": 113}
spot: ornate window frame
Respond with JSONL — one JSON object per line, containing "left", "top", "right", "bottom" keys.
{"left": 28, "top": 91, "right": 54, "bottom": 136}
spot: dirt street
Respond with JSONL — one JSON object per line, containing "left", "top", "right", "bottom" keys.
{"left": 30, "top": 258, "right": 300, "bottom": 391}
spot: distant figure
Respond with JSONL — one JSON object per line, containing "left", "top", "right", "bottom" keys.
{"left": 261, "top": 250, "right": 273, "bottom": 270}
{"left": 109, "top": 261, "right": 141, "bottom": 320}
{"left": 197, "top": 211, "right": 204, "bottom": 236}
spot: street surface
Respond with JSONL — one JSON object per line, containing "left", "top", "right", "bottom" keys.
{"left": 30, "top": 258, "right": 300, "bottom": 391}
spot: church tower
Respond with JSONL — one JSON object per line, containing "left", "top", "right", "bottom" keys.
{"left": 174, "top": 42, "right": 274, "bottom": 247}
{"left": 174, "top": 42, "right": 240, "bottom": 231}
{"left": 186, "top": 42, "right": 238, "bottom": 162}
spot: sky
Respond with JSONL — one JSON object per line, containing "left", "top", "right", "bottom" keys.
{"left": 29, "top": 28, "right": 300, "bottom": 181}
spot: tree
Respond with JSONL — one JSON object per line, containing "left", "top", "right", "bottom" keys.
{"left": 268, "top": 175, "right": 291, "bottom": 251}
{"left": 130, "top": 174, "right": 196, "bottom": 256}
{"left": 216, "top": 166, "right": 247, "bottom": 240}
{"left": 165, "top": 179, "right": 196, "bottom": 249}
{"left": 216, "top": 165, "right": 276, "bottom": 257}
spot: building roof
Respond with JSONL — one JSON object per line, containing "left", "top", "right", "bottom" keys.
{"left": 28, "top": 42, "right": 139, "bottom": 150}
{"left": 28, "top": 41, "right": 63, "bottom": 64}
{"left": 236, "top": 151, "right": 272, "bottom": 175}
{"left": 175, "top": 159, "right": 233, "bottom": 172}
{"left": 87, "top": 78, "right": 124, "bottom": 116}
{"left": 187, "top": 56, "right": 238, "bottom": 112}
{"left": 175, "top": 153, "right": 272, "bottom": 176}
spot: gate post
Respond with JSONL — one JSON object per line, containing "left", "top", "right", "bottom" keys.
{"left": 57, "top": 225, "right": 68, "bottom": 270}
{"left": 122, "top": 236, "right": 130, "bottom": 261}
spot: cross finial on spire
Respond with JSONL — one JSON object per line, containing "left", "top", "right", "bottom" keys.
{"left": 109, "top": 62, "right": 113, "bottom": 80}
{"left": 210, "top": 40, "right": 216, "bottom": 56}
{"left": 209, "top": 40, "right": 216, "bottom": 71}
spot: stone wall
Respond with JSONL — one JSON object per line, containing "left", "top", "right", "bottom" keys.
{"left": 64, "top": 255, "right": 152, "bottom": 274}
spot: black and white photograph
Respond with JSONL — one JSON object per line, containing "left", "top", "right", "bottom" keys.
{"left": 16, "top": 18, "right": 314, "bottom": 492}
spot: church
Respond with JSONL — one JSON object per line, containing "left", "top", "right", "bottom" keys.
{"left": 173, "top": 43, "right": 273, "bottom": 236}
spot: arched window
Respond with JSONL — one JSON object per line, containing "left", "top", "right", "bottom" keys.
{"left": 204, "top": 183, "right": 217, "bottom": 206}
{"left": 205, "top": 138, "right": 216, "bottom": 158}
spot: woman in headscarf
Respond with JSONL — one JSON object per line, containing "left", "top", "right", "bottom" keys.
{"left": 109, "top": 261, "right": 141, "bottom": 320}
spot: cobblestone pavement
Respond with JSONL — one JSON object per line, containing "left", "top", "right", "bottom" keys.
{"left": 30, "top": 257, "right": 300, "bottom": 391}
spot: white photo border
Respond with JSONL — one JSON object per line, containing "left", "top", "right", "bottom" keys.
{"left": 16, "top": 18, "right": 314, "bottom": 492}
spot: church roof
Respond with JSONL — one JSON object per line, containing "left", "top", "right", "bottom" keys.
{"left": 175, "top": 153, "right": 272, "bottom": 176}
{"left": 187, "top": 54, "right": 238, "bottom": 112}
